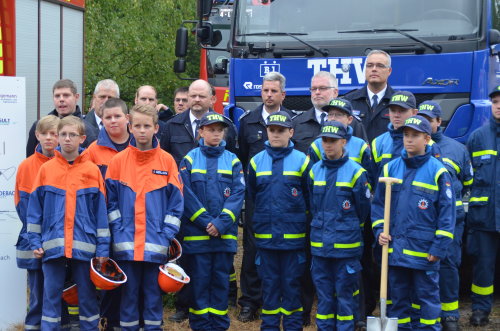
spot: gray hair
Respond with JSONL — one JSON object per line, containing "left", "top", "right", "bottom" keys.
{"left": 263, "top": 72, "right": 286, "bottom": 91}
{"left": 366, "top": 49, "right": 391, "bottom": 68}
{"left": 311, "top": 71, "right": 338, "bottom": 89}
{"left": 94, "top": 79, "right": 120, "bottom": 97}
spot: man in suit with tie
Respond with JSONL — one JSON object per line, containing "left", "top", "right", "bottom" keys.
{"left": 84, "top": 79, "right": 120, "bottom": 131}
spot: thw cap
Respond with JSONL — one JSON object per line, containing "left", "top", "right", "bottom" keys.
{"left": 266, "top": 111, "right": 292, "bottom": 128}
{"left": 319, "top": 121, "right": 348, "bottom": 139}
{"left": 389, "top": 91, "right": 416, "bottom": 109}
{"left": 199, "top": 112, "right": 229, "bottom": 128}
{"left": 489, "top": 85, "right": 500, "bottom": 98}
{"left": 418, "top": 100, "right": 442, "bottom": 119}
{"left": 321, "top": 98, "right": 353, "bottom": 116}
{"left": 401, "top": 115, "right": 432, "bottom": 135}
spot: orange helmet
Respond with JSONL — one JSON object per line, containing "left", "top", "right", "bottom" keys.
{"left": 168, "top": 238, "right": 182, "bottom": 262}
{"left": 62, "top": 283, "right": 78, "bottom": 305}
{"left": 158, "top": 262, "right": 190, "bottom": 293}
{"left": 90, "top": 258, "right": 127, "bottom": 290}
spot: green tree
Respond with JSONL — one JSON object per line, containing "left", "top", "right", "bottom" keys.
{"left": 85, "top": 0, "right": 199, "bottom": 109}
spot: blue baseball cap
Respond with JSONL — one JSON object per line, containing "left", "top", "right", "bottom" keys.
{"left": 319, "top": 121, "right": 348, "bottom": 139}
{"left": 199, "top": 112, "right": 229, "bottom": 128}
{"left": 489, "top": 85, "right": 500, "bottom": 98}
{"left": 401, "top": 115, "right": 432, "bottom": 135}
{"left": 418, "top": 100, "right": 442, "bottom": 119}
{"left": 389, "top": 91, "right": 417, "bottom": 109}
{"left": 266, "top": 111, "right": 293, "bottom": 128}
{"left": 321, "top": 98, "right": 353, "bottom": 116}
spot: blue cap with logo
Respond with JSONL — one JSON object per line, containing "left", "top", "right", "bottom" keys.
{"left": 489, "top": 85, "right": 500, "bottom": 98}
{"left": 319, "top": 121, "right": 348, "bottom": 139}
{"left": 266, "top": 111, "right": 293, "bottom": 128}
{"left": 321, "top": 98, "right": 353, "bottom": 116}
{"left": 418, "top": 100, "right": 442, "bottom": 119}
{"left": 199, "top": 111, "right": 229, "bottom": 128}
{"left": 401, "top": 115, "right": 432, "bottom": 135}
{"left": 389, "top": 91, "right": 417, "bottom": 109}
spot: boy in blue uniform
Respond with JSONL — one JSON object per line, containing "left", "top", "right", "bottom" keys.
{"left": 179, "top": 112, "right": 245, "bottom": 331}
{"left": 465, "top": 86, "right": 500, "bottom": 327}
{"left": 373, "top": 115, "right": 455, "bottom": 330}
{"left": 247, "top": 111, "right": 311, "bottom": 331}
{"left": 308, "top": 121, "right": 371, "bottom": 331}
{"left": 418, "top": 101, "right": 473, "bottom": 330}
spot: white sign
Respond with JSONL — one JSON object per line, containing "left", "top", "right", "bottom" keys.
{"left": 0, "top": 76, "right": 27, "bottom": 330}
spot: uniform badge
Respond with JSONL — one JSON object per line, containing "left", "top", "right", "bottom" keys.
{"left": 446, "top": 188, "right": 452, "bottom": 199}
{"left": 224, "top": 187, "right": 231, "bottom": 197}
{"left": 291, "top": 187, "right": 298, "bottom": 197}
{"left": 365, "top": 188, "right": 371, "bottom": 199}
{"left": 342, "top": 199, "right": 351, "bottom": 210}
{"left": 418, "top": 198, "right": 429, "bottom": 210}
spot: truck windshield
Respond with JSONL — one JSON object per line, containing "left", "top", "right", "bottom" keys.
{"left": 234, "top": 0, "right": 481, "bottom": 44}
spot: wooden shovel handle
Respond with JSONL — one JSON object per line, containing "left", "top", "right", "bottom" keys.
{"left": 378, "top": 177, "right": 399, "bottom": 300}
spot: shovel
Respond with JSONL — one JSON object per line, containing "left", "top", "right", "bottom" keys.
{"left": 367, "top": 177, "right": 399, "bottom": 331}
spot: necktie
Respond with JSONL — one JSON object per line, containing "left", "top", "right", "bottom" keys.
{"left": 372, "top": 94, "right": 379, "bottom": 110}
{"left": 99, "top": 122, "right": 104, "bottom": 130}
{"left": 320, "top": 112, "right": 327, "bottom": 125}
{"left": 194, "top": 119, "right": 201, "bottom": 139}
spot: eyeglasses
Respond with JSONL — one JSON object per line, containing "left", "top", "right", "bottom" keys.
{"left": 59, "top": 133, "right": 81, "bottom": 139}
{"left": 175, "top": 98, "right": 188, "bottom": 103}
{"left": 309, "top": 86, "right": 336, "bottom": 92}
{"left": 366, "top": 63, "right": 390, "bottom": 69}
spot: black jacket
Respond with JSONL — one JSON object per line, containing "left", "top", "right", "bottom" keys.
{"left": 83, "top": 109, "right": 99, "bottom": 131}
{"left": 291, "top": 107, "right": 368, "bottom": 153}
{"left": 343, "top": 84, "right": 395, "bottom": 142}
{"left": 26, "top": 106, "right": 98, "bottom": 157}
{"left": 160, "top": 109, "right": 237, "bottom": 165}
{"left": 237, "top": 104, "right": 296, "bottom": 169}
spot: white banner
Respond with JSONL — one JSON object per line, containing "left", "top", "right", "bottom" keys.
{"left": 0, "top": 77, "right": 27, "bottom": 330}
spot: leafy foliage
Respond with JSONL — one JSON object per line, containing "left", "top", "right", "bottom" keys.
{"left": 85, "top": 0, "right": 200, "bottom": 109}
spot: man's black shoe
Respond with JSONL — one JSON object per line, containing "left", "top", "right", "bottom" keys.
{"left": 168, "top": 310, "right": 188, "bottom": 323}
{"left": 237, "top": 306, "right": 257, "bottom": 322}
{"left": 442, "top": 316, "right": 460, "bottom": 331}
{"left": 470, "top": 310, "right": 489, "bottom": 327}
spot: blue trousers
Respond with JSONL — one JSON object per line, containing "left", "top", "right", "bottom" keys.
{"left": 388, "top": 266, "right": 440, "bottom": 330}
{"left": 184, "top": 252, "right": 233, "bottom": 331}
{"left": 42, "top": 258, "right": 99, "bottom": 331}
{"left": 256, "top": 248, "right": 305, "bottom": 331}
{"left": 467, "top": 229, "right": 500, "bottom": 312}
{"left": 311, "top": 256, "right": 361, "bottom": 331}
{"left": 25, "top": 269, "right": 44, "bottom": 330}
{"left": 119, "top": 261, "right": 162, "bottom": 331}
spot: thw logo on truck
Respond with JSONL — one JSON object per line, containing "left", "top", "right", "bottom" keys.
{"left": 307, "top": 58, "right": 365, "bottom": 85}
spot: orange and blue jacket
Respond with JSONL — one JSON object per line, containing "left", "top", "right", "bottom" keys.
{"left": 27, "top": 148, "right": 110, "bottom": 262}
{"left": 105, "top": 137, "right": 184, "bottom": 263}
{"left": 15, "top": 145, "right": 52, "bottom": 269}
{"left": 81, "top": 128, "right": 130, "bottom": 178}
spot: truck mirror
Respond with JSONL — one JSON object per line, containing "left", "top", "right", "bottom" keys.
{"left": 197, "top": 22, "right": 214, "bottom": 45}
{"left": 175, "top": 27, "right": 188, "bottom": 58}
{"left": 489, "top": 29, "right": 500, "bottom": 45}
{"left": 212, "top": 30, "right": 223, "bottom": 47}
{"left": 173, "top": 59, "right": 186, "bottom": 73}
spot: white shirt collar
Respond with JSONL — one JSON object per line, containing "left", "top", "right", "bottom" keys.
{"left": 367, "top": 85, "right": 388, "bottom": 104}
{"left": 189, "top": 110, "right": 198, "bottom": 125}
{"left": 261, "top": 106, "right": 280, "bottom": 122}
{"left": 94, "top": 112, "right": 102, "bottom": 128}
{"left": 314, "top": 107, "right": 327, "bottom": 124}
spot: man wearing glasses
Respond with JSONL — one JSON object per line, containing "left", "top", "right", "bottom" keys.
{"left": 344, "top": 49, "right": 395, "bottom": 142}
{"left": 292, "top": 71, "right": 367, "bottom": 153}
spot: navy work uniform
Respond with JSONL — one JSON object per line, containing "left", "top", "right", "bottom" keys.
{"left": 308, "top": 121, "right": 371, "bottom": 331}
{"left": 372, "top": 116, "right": 455, "bottom": 330}
{"left": 248, "top": 111, "right": 311, "bottom": 331}
{"left": 179, "top": 112, "right": 245, "bottom": 331}
{"left": 418, "top": 101, "right": 473, "bottom": 322}
{"left": 465, "top": 86, "right": 500, "bottom": 321}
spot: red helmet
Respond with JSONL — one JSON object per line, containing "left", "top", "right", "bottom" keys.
{"left": 158, "top": 262, "right": 190, "bottom": 293}
{"left": 62, "top": 283, "right": 78, "bottom": 306}
{"left": 168, "top": 238, "right": 182, "bottom": 262}
{"left": 90, "top": 258, "right": 127, "bottom": 290}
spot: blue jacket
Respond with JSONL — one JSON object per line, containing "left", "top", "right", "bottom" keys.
{"left": 105, "top": 137, "right": 184, "bottom": 263}
{"left": 372, "top": 123, "right": 442, "bottom": 178}
{"left": 371, "top": 147, "right": 455, "bottom": 271}
{"left": 307, "top": 126, "right": 375, "bottom": 188}
{"left": 432, "top": 128, "right": 473, "bottom": 221}
{"left": 466, "top": 118, "right": 500, "bottom": 231}
{"left": 27, "top": 148, "right": 110, "bottom": 262}
{"left": 308, "top": 153, "right": 371, "bottom": 258}
{"left": 248, "top": 141, "right": 311, "bottom": 250}
{"left": 179, "top": 139, "right": 245, "bottom": 254}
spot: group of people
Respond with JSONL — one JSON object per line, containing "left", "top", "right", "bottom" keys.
{"left": 14, "top": 48, "right": 499, "bottom": 331}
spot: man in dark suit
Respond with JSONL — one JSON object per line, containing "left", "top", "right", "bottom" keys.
{"left": 84, "top": 79, "right": 120, "bottom": 131}
{"left": 343, "top": 49, "right": 395, "bottom": 142}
